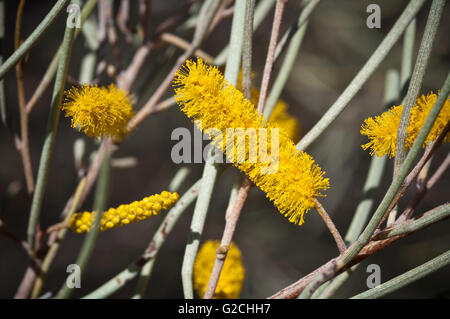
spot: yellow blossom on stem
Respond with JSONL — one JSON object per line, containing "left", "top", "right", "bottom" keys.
{"left": 173, "top": 58, "right": 329, "bottom": 225}
{"left": 194, "top": 240, "right": 244, "bottom": 299}
{"left": 361, "top": 92, "right": 450, "bottom": 158}
{"left": 61, "top": 84, "right": 134, "bottom": 140}
{"left": 70, "top": 191, "right": 179, "bottom": 233}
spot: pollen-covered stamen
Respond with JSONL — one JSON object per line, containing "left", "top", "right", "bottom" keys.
{"left": 361, "top": 92, "right": 450, "bottom": 158}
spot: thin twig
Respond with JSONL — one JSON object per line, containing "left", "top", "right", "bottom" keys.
{"left": 27, "top": 5, "right": 77, "bottom": 251}
{"left": 0, "top": 0, "right": 70, "bottom": 80}
{"left": 315, "top": 70, "right": 398, "bottom": 299}
{"left": 30, "top": 178, "right": 86, "bottom": 299}
{"left": 373, "top": 203, "right": 450, "bottom": 241}
{"left": 314, "top": 199, "right": 346, "bottom": 254}
{"left": 203, "top": 177, "right": 252, "bottom": 299}
{"left": 126, "top": 0, "right": 220, "bottom": 131}
{"left": 352, "top": 249, "right": 450, "bottom": 299}
{"left": 55, "top": 143, "right": 111, "bottom": 299}
{"left": 160, "top": 33, "right": 214, "bottom": 62}
{"left": 25, "top": 0, "right": 98, "bottom": 113}
{"left": 256, "top": 0, "right": 287, "bottom": 113}
{"left": 264, "top": 0, "right": 320, "bottom": 118}
{"left": 14, "top": 0, "right": 35, "bottom": 195}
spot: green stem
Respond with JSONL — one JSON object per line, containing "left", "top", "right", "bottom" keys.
{"left": 296, "top": 0, "right": 427, "bottom": 151}
{"left": 351, "top": 249, "right": 450, "bottom": 299}
{"left": 0, "top": 0, "right": 70, "bottom": 80}
{"left": 394, "top": 0, "right": 445, "bottom": 176}
{"left": 26, "top": 0, "right": 98, "bottom": 113}
{"left": 263, "top": 0, "right": 320, "bottom": 119}
{"left": 55, "top": 145, "right": 111, "bottom": 299}
{"left": 400, "top": 20, "right": 416, "bottom": 96}
{"left": 374, "top": 203, "right": 450, "bottom": 240}
{"left": 27, "top": 5, "right": 77, "bottom": 250}
{"left": 214, "top": 0, "right": 275, "bottom": 66}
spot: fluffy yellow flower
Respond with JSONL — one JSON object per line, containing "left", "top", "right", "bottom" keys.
{"left": 70, "top": 191, "right": 179, "bottom": 233}
{"left": 173, "top": 58, "right": 329, "bottom": 225}
{"left": 194, "top": 240, "right": 245, "bottom": 299}
{"left": 61, "top": 84, "right": 134, "bottom": 139}
{"left": 361, "top": 92, "right": 450, "bottom": 157}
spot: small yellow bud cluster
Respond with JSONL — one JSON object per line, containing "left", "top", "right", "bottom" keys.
{"left": 70, "top": 191, "right": 179, "bottom": 233}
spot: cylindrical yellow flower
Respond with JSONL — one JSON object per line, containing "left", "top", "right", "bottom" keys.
{"left": 194, "top": 240, "right": 245, "bottom": 299}
{"left": 173, "top": 58, "right": 329, "bottom": 225}
{"left": 70, "top": 191, "right": 179, "bottom": 233}
{"left": 361, "top": 92, "right": 450, "bottom": 157}
{"left": 61, "top": 84, "right": 134, "bottom": 140}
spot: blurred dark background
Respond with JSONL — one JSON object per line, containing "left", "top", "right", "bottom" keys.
{"left": 0, "top": 0, "right": 449, "bottom": 298}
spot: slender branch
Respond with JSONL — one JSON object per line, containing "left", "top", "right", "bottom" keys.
{"left": 25, "top": 0, "right": 99, "bottom": 113}
{"left": 394, "top": 0, "right": 445, "bottom": 175}
{"left": 30, "top": 178, "right": 86, "bottom": 299}
{"left": 126, "top": 0, "right": 221, "bottom": 132}
{"left": 315, "top": 70, "right": 398, "bottom": 299}
{"left": 27, "top": 5, "right": 77, "bottom": 251}
{"left": 396, "top": 152, "right": 449, "bottom": 223}
{"left": 160, "top": 32, "right": 214, "bottom": 63}
{"left": 0, "top": 0, "right": 70, "bottom": 80}
{"left": 296, "top": 0, "right": 427, "bottom": 151}
{"left": 256, "top": 0, "right": 286, "bottom": 113}
{"left": 203, "top": 177, "right": 252, "bottom": 299}
{"left": 264, "top": 0, "right": 320, "bottom": 118}
{"left": 373, "top": 203, "right": 450, "bottom": 241}
{"left": 55, "top": 143, "right": 111, "bottom": 299}
{"left": 352, "top": 249, "right": 450, "bottom": 299}
{"left": 14, "top": 0, "right": 34, "bottom": 195}
{"left": 314, "top": 199, "right": 346, "bottom": 254}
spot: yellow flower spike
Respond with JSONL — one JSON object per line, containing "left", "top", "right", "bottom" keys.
{"left": 61, "top": 84, "right": 134, "bottom": 140}
{"left": 193, "top": 240, "right": 245, "bottom": 299}
{"left": 69, "top": 191, "right": 179, "bottom": 233}
{"left": 361, "top": 92, "right": 450, "bottom": 158}
{"left": 173, "top": 58, "right": 329, "bottom": 225}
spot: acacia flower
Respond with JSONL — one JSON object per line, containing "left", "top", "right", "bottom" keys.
{"left": 173, "top": 58, "right": 329, "bottom": 225}
{"left": 193, "top": 240, "right": 244, "bottom": 299}
{"left": 361, "top": 92, "right": 450, "bottom": 157}
{"left": 70, "top": 191, "right": 179, "bottom": 233}
{"left": 61, "top": 84, "right": 134, "bottom": 139}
